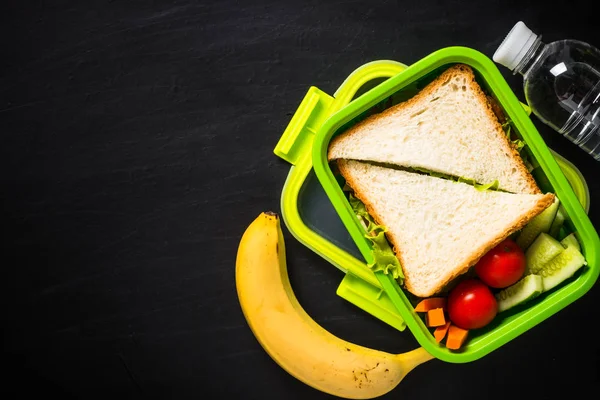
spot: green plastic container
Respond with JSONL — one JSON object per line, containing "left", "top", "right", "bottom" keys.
{"left": 274, "top": 47, "right": 598, "bottom": 363}
{"left": 309, "top": 47, "right": 599, "bottom": 363}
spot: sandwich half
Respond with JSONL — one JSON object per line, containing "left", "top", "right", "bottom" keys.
{"left": 338, "top": 160, "right": 554, "bottom": 298}
{"left": 329, "top": 64, "right": 539, "bottom": 194}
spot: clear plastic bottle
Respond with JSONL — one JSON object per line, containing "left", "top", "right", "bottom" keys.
{"left": 494, "top": 21, "right": 600, "bottom": 161}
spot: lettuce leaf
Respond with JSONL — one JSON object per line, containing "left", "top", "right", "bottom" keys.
{"left": 411, "top": 167, "right": 499, "bottom": 192}
{"left": 348, "top": 194, "right": 404, "bottom": 283}
{"left": 500, "top": 119, "right": 542, "bottom": 173}
{"left": 502, "top": 120, "right": 526, "bottom": 152}
{"left": 519, "top": 146, "right": 540, "bottom": 173}
{"left": 458, "top": 177, "right": 500, "bottom": 191}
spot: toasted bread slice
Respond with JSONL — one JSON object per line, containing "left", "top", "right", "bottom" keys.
{"left": 338, "top": 160, "right": 554, "bottom": 297}
{"left": 329, "top": 64, "right": 539, "bottom": 194}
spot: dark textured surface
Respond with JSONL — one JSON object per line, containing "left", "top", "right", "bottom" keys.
{"left": 1, "top": 0, "right": 599, "bottom": 399}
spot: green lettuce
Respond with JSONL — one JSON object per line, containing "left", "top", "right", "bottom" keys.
{"left": 520, "top": 146, "right": 540, "bottom": 173}
{"left": 348, "top": 194, "right": 405, "bottom": 283}
{"left": 501, "top": 119, "right": 542, "bottom": 173}
{"left": 411, "top": 167, "right": 499, "bottom": 192}
{"left": 458, "top": 177, "right": 500, "bottom": 191}
{"left": 502, "top": 120, "right": 526, "bottom": 152}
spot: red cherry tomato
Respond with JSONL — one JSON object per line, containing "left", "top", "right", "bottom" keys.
{"left": 447, "top": 279, "right": 498, "bottom": 330}
{"left": 475, "top": 238, "right": 526, "bottom": 288}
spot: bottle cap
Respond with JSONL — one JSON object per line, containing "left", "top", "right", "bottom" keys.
{"left": 493, "top": 21, "right": 538, "bottom": 71}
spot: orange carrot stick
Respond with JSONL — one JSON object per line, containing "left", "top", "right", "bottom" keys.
{"left": 434, "top": 321, "right": 451, "bottom": 342}
{"left": 426, "top": 308, "right": 446, "bottom": 327}
{"left": 414, "top": 297, "right": 447, "bottom": 312}
{"left": 446, "top": 325, "right": 469, "bottom": 350}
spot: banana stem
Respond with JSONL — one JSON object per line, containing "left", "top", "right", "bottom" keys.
{"left": 397, "top": 347, "right": 435, "bottom": 372}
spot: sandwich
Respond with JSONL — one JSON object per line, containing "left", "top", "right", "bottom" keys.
{"left": 338, "top": 160, "right": 553, "bottom": 297}
{"left": 329, "top": 64, "right": 538, "bottom": 195}
{"left": 329, "top": 64, "right": 554, "bottom": 298}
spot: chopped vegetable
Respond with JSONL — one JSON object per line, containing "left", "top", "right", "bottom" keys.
{"left": 426, "top": 308, "right": 446, "bottom": 327}
{"left": 516, "top": 197, "right": 560, "bottom": 250}
{"left": 446, "top": 325, "right": 469, "bottom": 350}
{"left": 525, "top": 232, "right": 564, "bottom": 274}
{"left": 434, "top": 321, "right": 451, "bottom": 343}
{"left": 548, "top": 206, "right": 566, "bottom": 238}
{"left": 496, "top": 274, "right": 543, "bottom": 313}
{"left": 560, "top": 233, "right": 581, "bottom": 252}
{"left": 538, "top": 244, "right": 586, "bottom": 291}
{"left": 414, "top": 297, "right": 447, "bottom": 312}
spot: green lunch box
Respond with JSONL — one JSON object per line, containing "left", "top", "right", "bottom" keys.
{"left": 274, "top": 47, "right": 598, "bottom": 364}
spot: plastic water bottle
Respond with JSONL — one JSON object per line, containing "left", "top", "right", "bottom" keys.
{"left": 493, "top": 21, "right": 600, "bottom": 161}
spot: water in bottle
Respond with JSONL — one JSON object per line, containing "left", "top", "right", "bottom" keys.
{"left": 494, "top": 21, "right": 600, "bottom": 161}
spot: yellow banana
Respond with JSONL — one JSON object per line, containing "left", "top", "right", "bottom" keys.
{"left": 236, "top": 212, "right": 434, "bottom": 399}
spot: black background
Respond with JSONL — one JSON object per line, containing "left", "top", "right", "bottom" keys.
{"left": 2, "top": 1, "right": 599, "bottom": 399}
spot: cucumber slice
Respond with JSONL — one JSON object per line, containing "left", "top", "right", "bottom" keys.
{"left": 538, "top": 245, "right": 586, "bottom": 292}
{"left": 496, "top": 274, "right": 544, "bottom": 313}
{"left": 525, "top": 233, "right": 564, "bottom": 274}
{"left": 560, "top": 233, "right": 581, "bottom": 252}
{"left": 516, "top": 197, "right": 560, "bottom": 250}
{"left": 548, "top": 206, "right": 566, "bottom": 239}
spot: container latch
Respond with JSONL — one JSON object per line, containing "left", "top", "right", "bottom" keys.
{"left": 274, "top": 87, "right": 335, "bottom": 165}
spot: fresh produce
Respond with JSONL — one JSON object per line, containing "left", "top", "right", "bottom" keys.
{"left": 538, "top": 242, "right": 586, "bottom": 291}
{"left": 445, "top": 325, "right": 469, "bottom": 350}
{"left": 548, "top": 206, "right": 566, "bottom": 238}
{"left": 434, "top": 322, "right": 451, "bottom": 343}
{"left": 447, "top": 279, "right": 498, "bottom": 330}
{"left": 496, "top": 274, "right": 544, "bottom": 313}
{"left": 425, "top": 308, "right": 446, "bottom": 327}
{"left": 561, "top": 233, "right": 581, "bottom": 252}
{"left": 474, "top": 238, "right": 526, "bottom": 288}
{"left": 348, "top": 194, "right": 404, "bottom": 282}
{"left": 516, "top": 196, "right": 560, "bottom": 250}
{"left": 414, "top": 297, "right": 446, "bottom": 312}
{"left": 413, "top": 305, "right": 466, "bottom": 348}
{"left": 236, "top": 212, "right": 433, "bottom": 399}
{"left": 525, "top": 233, "right": 564, "bottom": 274}
{"left": 495, "top": 233, "right": 586, "bottom": 313}
{"left": 433, "top": 321, "right": 451, "bottom": 343}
